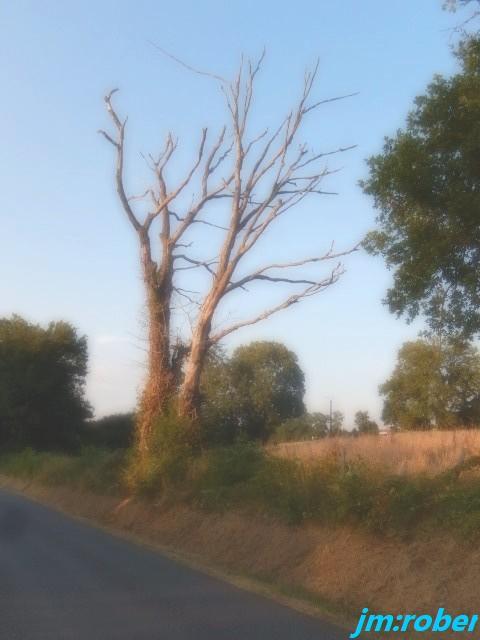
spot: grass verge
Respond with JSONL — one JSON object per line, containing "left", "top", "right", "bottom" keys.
{"left": 2, "top": 442, "right": 480, "bottom": 538}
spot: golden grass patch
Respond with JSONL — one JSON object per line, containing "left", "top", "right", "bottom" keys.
{"left": 270, "top": 429, "right": 480, "bottom": 476}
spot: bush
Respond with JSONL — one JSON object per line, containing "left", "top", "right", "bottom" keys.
{"left": 271, "top": 413, "right": 330, "bottom": 443}
{"left": 0, "top": 447, "right": 125, "bottom": 495}
{"left": 201, "top": 441, "right": 264, "bottom": 488}
{"left": 125, "top": 413, "right": 197, "bottom": 496}
{"left": 196, "top": 441, "right": 265, "bottom": 509}
{"left": 0, "top": 447, "right": 47, "bottom": 479}
{"left": 367, "top": 474, "right": 434, "bottom": 534}
{"left": 194, "top": 448, "right": 476, "bottom": 533}
{"left": 83, "top": 413, "right": 135, "bottom": 449}
{"left": 246, "top": 456, "right": 316, "bottom": 524}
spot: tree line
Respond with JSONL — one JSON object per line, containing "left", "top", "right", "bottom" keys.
{"left": 0, "top": 315, "right": 377, "bottom": 451}
{"left": 3, "top": 315, "right": 480, "bottom": 453}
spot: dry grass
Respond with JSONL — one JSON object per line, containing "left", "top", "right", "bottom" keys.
{"left": 270, "top": 429, "right": 480, "bottom": 476}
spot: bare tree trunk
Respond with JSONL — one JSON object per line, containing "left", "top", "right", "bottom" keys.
{"left": 179, "top": 322, "right": 210, "bottom": 420}
{"left": 136, "top": 241, "right": 174, "bottom": 453}
{"left": 178, "top": 291, "right": 220, "bottom": 421}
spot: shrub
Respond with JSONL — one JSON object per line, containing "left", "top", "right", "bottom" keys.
{"left": 125, "top": 413, "right": 197, "bottom": 496}
{"left": 246, "top": 456, "right": 315, "bottom": 524}
{"left": 367, "top": 474, "right": 434, "bottom": 534}
{"left": 0, "top": 447, "right": 46, "bottom": 479}
{"left": 83, "top": 413, "right": 135, "bottom": 449}
{"left": 0, "top": 447, "right": 125, "bottom": 495}
{"left": 201, "top": 441, "right": 264, "bottom": 488}
{"left": 196, "top": 441, "right": 265, "bottom": 509}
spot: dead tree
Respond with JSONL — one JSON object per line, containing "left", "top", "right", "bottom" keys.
{"left": 100, "top": 53, "right": 358, "bottom": 446}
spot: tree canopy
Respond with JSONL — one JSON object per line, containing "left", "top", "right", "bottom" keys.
{"left": 354, "top": 411, "right": 379, "bottom": 435}
{"left": 362, "top": 37, "right": 480, "bottom": 338}
{"left": 201, "top": 341, "right": 305, "bottom": 443}
{"left": 83, "top": 413, "right": 135, "bottom": 450}
{"left": 271, "top": 413, "right": 330, "bottom": 442}
{"left": 380, "top": 338, "right": 480, "bottom": 429}
{"left": 0, "top": 316, "right": 91, "bottom": 450}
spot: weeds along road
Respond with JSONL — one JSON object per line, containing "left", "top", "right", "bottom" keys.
{"left": 0, "top": 489, "right": 345, "bottom": 640}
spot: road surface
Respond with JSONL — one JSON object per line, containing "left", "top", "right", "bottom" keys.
{"left": 0, "top": 488, "right": 346, "bottom": 639}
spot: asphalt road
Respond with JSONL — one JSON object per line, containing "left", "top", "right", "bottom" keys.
{"left": 0, "top": 488, "right": 347, "bottom": 640}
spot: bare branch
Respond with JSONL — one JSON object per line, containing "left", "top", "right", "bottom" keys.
{"left": 303, "top": 91, "right": 359, "bottom": 115}
{"left": 144, "top": 128, "right": 209, "bottom": 232}
{"left": 149, "top": 41, "right": 228, "bottom": 84}
{"left": 166, "top": 128, "right": 208, "bottom": 202}
{"left": 98, "top": 129, "right": 118, "bottom": 147}
{"left": 202, "top": 127, "right": 229, "bottom": 196}
{"left": 128, "top": 189, "right": 155, "bottom": 203}
{"left": 171, "top": 175, "right": 235, "bottom": 245}
{"left": 100, "top": 90, "right": 142, "bottom": 232}
{"left": 292, "top": 144, "right": 356, "bottom": 172}
{"left": 174, "top": 254, "right": 217, "bottom": 276}
{"left": 191, "top": 218, "right": 229, "bottom": 231}
{"left": 173, "top": 286, "right": 201, "bottom": 306}
{"left": 210, "top": 264, "right": 345, "bottom": 344}
{"left": 226, "top": 244, "right": 360, "bottom": 293}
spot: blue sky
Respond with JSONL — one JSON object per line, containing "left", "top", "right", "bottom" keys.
{"left": 0, "top": 1, "right": 466, "bottom": 424}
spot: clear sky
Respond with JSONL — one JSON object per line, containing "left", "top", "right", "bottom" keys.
{"left": 0, "top": 1, "right": 467, "bottom": 425}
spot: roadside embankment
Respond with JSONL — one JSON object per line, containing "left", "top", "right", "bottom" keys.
{"left": 2, "top": 470, "right": 480, "bottom": 633}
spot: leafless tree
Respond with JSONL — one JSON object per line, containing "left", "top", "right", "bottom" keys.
{"left": 100, "top": 51, "right": 358, "bottom": 451}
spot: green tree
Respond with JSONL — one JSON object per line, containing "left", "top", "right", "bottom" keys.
{"left": 272, "top": 412, "right": 330, "bottom": 443}
{"left": 0, "top": 316, "right": 91, "bottom": 450}
{"left": 380, "top": 339, "right": 480, "bottom": 429}
{"left": 201, "top": 341, "right": 305, "bottom": 443}
{"left": 199, "top": 347, "right": 238, "bottom": 444}
{"left": 83, "top": 413, "right": 135, "bottom": 450}
{"left": 362, "top": 37, "right": 480, "bottom": 338}
{"left": 354, "top": 411, "right": 379, "bottom": 435}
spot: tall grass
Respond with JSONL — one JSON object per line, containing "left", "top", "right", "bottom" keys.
{"left": 194, "top": 442, "right": 480, "bottom": 536}
{"left": 4, "top": 431, "right": 480, "bottom": 538}
{"left": 0, "top": 447, "right": 125, "bottom": 495}
{"left": 271, "top": 429, "right": 480, "bottom": 476}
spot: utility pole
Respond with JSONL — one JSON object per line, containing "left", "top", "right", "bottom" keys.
{"left": 329, "top": 399, "right": 333, "bottom": 436}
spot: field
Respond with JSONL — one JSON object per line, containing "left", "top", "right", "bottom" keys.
{"left": 271, "top": 429, "right": 480, "bottom": 476}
